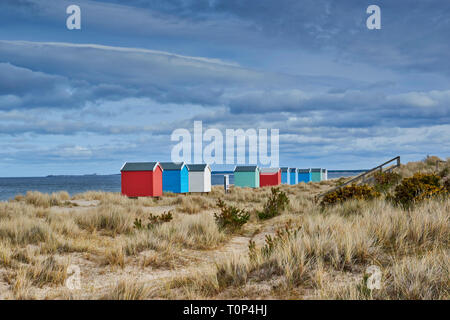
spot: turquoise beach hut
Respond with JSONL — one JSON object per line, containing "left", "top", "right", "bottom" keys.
{"left": 234, "top": 166, "right": 260, "bottom": 188}
{"left": 311, "top": 168, "right": 322, "bottom": 182}
{"left": 289, "top": 168, "right": 298, "bottom": 185}
{"left": 281, "top": 167, "right": 290, "bottom": 184}
{"left": 298, "top": 168, "right": 312, "bottom": 183}
{"left": 160, "top": 162, "right": 189, "bottom": 193}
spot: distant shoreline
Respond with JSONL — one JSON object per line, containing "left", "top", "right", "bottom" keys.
{"left": 0, "top": 170, "right": 368, "bottom": 179}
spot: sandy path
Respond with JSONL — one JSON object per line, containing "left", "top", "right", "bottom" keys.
{"left": 67, "top": 223, "right": 275, "bottom": 299}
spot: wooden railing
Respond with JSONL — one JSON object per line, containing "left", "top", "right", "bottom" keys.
{"left": 317, "top": 156, "right": 401, "bottom": 198}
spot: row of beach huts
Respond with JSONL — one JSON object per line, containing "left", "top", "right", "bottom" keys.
{"left": 121, "top": 162, "right": 327, "bottom": 197}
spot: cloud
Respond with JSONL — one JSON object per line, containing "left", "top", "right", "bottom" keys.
{"left": 89, "top": 0, "right": 450, "bottom": 76}
{"left": 0, "top": 0, "right": 449, "bottom": 175}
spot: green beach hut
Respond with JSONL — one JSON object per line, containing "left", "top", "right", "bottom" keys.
{"left": 311, "top": 168, "right": 322, "bottom": 182}
{"left": 234, "top": 166, "right": 260, "bottom": 188}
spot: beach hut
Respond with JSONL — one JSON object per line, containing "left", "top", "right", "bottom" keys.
{"left": 186, "top": 164, "right": 211, "bottom": 193}
{"left": 311, "top": 168, "right": 322, "bottom": 182}
{"left": 298, "top": 168, "right": 312, "bottom": 183}
{"left": 321, "top": 168, "right": 328, "bottom": 181}
{"left": 260, "top": 168, "right": 281, "bottom": 187}
{"left": 281, "top": 167, "right": 290, "bottom": 184}
{"left": 160, "top": 162, "right": 189, "bottom": 193}
{"left": 289, "top": 168, "right": 298, "bottom": 185}
{"left": 234, "top": 166, "right": 260, "bottom": 188}
{"left": 120, "top": 162, "right": 163, "bottom": 197}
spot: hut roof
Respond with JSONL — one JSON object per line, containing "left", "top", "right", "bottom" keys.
{"left": 260, "top": 168, "right": 280, "bottom": 173}
{"left": 311, "top": 168, "right": 322, "bottom": 172}
{"left": 289, "top": 168, "right": 298, "bottom": 172}
{"left": 298, "top": 168, "right": 312, "bottom": 173}
{"left": 280, "top": 167, "right": 289, "bottom": 172}
{"left": 120, "top": 162, "right": 160, "bottom": 172}
{"left": 187, "top": 164, "right": 210, "bottom": 172}
{"left": 234, "top": 165, "right": 258, "bottom": 172}
{"left": 159, "top": 162, "right": 186, "bottom": 171}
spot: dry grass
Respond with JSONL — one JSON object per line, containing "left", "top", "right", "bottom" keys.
{"left": 25, "top": 256, "right": 69, "bottom": 288}
{"left": 176, "top": 196, "right": 214, "bottom": 214}
{"left": 152, "top": 212, "right": 227, "bottom": 250}
{"left": 17, "top": 191, "right": 70, "bottom": 208}
{"left": 75, "top": 204, "right": 135, "bottom": 235}
{"left": 0, "top": 157, "right": 448, "bottom": 300}
{"left": 101, "top": 280, "right": 154, "bottom": 300}
{"left": 0, "top": 217, "right": 54, "bottom": 245}
{"left": 398, "top": 156, "right": 449, "bottom": 178}
{"left": 162, "top": 268, "right": 220, "bottom": 299}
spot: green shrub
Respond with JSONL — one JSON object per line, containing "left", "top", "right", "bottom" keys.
{"left": 321, "top": 184, "right": 380, "bottom": 206}
{"left": 213, "top": 199, "right": 250, "bottom": 231}
{"left": 249, "top": 221, "right": 299, "bottom": 260}
{"left": 373, "top": 171, "right": 401, "bottom": 192}
{"left": 133, "top": 211, "right": 173, "bottom": 230}
{"left": 257, "top": 187, "right": 290, "bottom": 220}
{"left": 392, "top": 173, "right": 447, "bottom": 207}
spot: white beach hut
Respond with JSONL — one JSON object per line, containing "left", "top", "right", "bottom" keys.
{"left": 186, "top": 164, "right": 212, "bottom": 193}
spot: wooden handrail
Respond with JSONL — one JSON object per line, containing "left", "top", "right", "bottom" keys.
{"left": 317, "top": 156, "right": 401, "bottom": 198}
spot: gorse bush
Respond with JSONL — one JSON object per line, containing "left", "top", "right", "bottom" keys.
{"left": 257, "top": 187, "right": 290, "bottom": 220}
{"left": 373, "top": 171, "right": 402, "bottom": 193}
{"left": 213, "top": 199, "right": 250, "bottom": 231}
{"left": 391, "top": 173, "right": 448, "bottom": 207}
{"left": 321, "top": 184, "right": 380, "bottom": 206}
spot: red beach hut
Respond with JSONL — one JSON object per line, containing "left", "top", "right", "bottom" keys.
{"left": 120, "top": 162, "right": 163, "bottom": 197}
{"left": 259, "top": 168, "right": 281, "bottom": 187}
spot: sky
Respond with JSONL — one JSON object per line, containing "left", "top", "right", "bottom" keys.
{"left": 0, "top": 0, "right": 449, "bottom": 176}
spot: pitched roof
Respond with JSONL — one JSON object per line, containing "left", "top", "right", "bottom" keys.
{"left": 120, "top": 162, "right": 160, "bottom": 172}
{"left": 186, "top": 164, "right": 211, "bottom": 172}
{"left": 298, "top": 168, "right": 311, "bottom": 173}
{"left": 260, "top": 167, "right": 280, "bottom": 173}
{"left": 159, "top": 162, "right": 186, "bottom": 171}
{"left": 280, "top": 167, "right": 289, "bottom": 172}
{"left": 311, "top": 168, "right": 322, "bottom": 172}
{"left": 234, "top": 165, "right": 258, "bottom": 172}
{"left": 289, "top": 168, "right": 298, "bottom": 172}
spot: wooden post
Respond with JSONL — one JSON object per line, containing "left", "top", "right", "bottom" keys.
{"left": 224, "top": 175, "right": 230, "bottom": 193}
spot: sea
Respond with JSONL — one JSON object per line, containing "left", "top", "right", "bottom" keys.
{"left": 0, "top": 170, "right": 366, "bottom": 201}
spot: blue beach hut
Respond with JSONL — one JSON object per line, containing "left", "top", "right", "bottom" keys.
{"left": 289, "top": 168, "right": 298, "bottom": 185}
{"left": 298, "top": 168, "right": 312, "bottom": 183}
{"left": 281, "top": 167, "right": 290, "bottom": 184}
{"left": 160, "top": 162, "right": 189, "bottom": 193}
